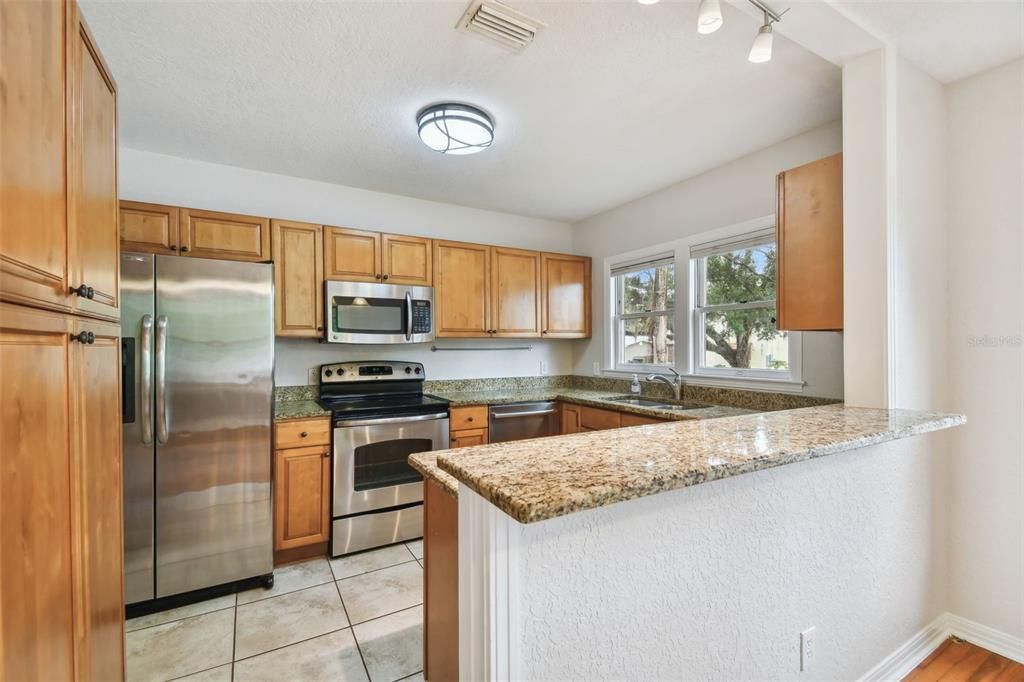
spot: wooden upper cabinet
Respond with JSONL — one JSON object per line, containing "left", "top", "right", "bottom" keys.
{"left": 541, "top": 253, "right": 591, "bottom": 338}
{"left": 68, "top": 317, "right": 125, "bottom": 682}
{"left": 272, "top": 220, "right": 323, "bottom": 338}
{"left": 0, "top": 305, "right": 76, "bottom": 681}
{"left": 68, "top": 5, "right": 119, "bottom": 321}
{"left": 434, "top": 240, "right": 491, "bottom": 337}
{"left": 776, "top": 153, "right": 843, "bottom": 331}
{"left": 274, "top": 445, "right": 331, "bottom": 551}
{"left": 382, "top": 233, "right": 432, "bottom": 286}
{"left": 324, "top": 226, "right": 380, "bottom": 282}
{"left": 119, "top": 201, "right": 180, "bottom": 255}
{"left": 0, "top": 0, "right": 71, "bottom": 313}
{"left": 491, "top": 247, "right": 541, "bottom": 337}
{"left": 180, "top": 208, "right": 270, "bottom": 262}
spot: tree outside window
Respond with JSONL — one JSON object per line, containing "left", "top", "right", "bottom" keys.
{"left": 615, "top": 261, "right": 675, "bottom": 367}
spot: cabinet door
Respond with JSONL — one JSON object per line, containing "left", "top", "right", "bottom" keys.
{"left": 272, "top": 220, "right": 323, "bottom": 337}
{"left": 324, "top": 227, "right": 380, "bottom": 282}
{"left": 620, "top": 413, "right": 664, "bottom": 427}
{"left": 491, "top": 247, "right": 541, "bottom": 337}
{"left": 120, "top": 200, "right": 180, "bottom": 255}
{"left": 776, "top": 153, "right": 843, "bottom": 331}
{"left": 578, "top": 406, "right": 621, "bottom": 431}
{"left": 423, "top": 479, "right": 459, "bottom": 682}
{"left": 0, "top": 0, "right": 70, "bottom": 313}
{"left": 561, "top": 403, "right": 580, "bottom": 435}
{"left": 450, "top": 428, "right": 488, "bottom": 448}
{"left": 0, "top": 304, "right": 75, "bottom": 681}
{"left": 434, "top": 240, "right": 491, "bottom": 337}
{"left": 274, "top": 445, "right": 331, "bottom": 551}
{"left": 69, "top": 318, "right": 125, "bottom": 682}
{"left": 382, "top": 233, "right": 432, "bottom": 286}
{"left": 68, "top": 6, "right": 119, "bottom": 321}
{"left": 180, "top": 208, "right": 270, "bottom": 262}
{"left": 541, "top": 253, "right": 591, "bottom": 338}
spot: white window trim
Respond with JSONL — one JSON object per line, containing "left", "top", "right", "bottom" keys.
{"left": 611, "top": 256, "right": 676, "bottom": 374}
{"left": 603, "top": 215, "right": 805, "bottom": 392}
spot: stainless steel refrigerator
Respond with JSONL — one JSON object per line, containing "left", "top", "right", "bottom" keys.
{"left": 121, "top": 252, "right": 274, "bottom": 605}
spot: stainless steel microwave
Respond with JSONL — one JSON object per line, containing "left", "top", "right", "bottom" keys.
{"left": 325, "top": 281, "right": 434, "bottom": 344}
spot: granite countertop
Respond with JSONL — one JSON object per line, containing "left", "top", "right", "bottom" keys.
{"left": 274, "top": 399, "right": 330, "bottom": 421}
{"left": 409, "top": 452, "right": 459, "bottom": 499}
{"left": 430, "top": 388, "right": 756, "bottom": 421}
{"left": 433, "top": 404, "right": 965, "bottom": 524}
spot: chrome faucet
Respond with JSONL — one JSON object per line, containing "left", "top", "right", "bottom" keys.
{"left": 645, "top": 368, "right": 684, "bottom": 401}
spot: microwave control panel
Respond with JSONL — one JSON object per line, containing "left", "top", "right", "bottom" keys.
{"left": 411, "top": 300, "right": 432, "bottom": 333}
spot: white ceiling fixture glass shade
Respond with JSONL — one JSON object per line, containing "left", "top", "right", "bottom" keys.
{"left": 637, "top": 0, "right": 660, "bottom": 5}
{"left": 696, "top": 0, "right": 723, "bottom": 34}
{"left": 416, "top": 103, "right": 494, "bottom": 155}
{"left": 748, "top": 23, "right": 773, "bottom": 62}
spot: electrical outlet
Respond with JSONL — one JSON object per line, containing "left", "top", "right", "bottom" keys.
{"left": 800, "top": 626, "right": 816, "bottom": 672}
{"left": 308, "top": 367, "right": 320, "bottom": 385}
{"left": 539, "top": 360, "right": 549, "bottom": 375}
{"left": 592, "top": 361, "right": 601, "bottom": 376}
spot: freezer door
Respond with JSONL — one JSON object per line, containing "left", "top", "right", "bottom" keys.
{"left": 154, "top": 255, "right": 274, "bottom": 598}
{"left": 121, "top": 253, "right": 156, "bottom": 604}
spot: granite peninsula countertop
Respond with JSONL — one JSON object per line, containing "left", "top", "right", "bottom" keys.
{"left": 409, "top": 452, "right": 459, "bottom": 499}
{"left": 430, "top": 388, "right": 756, "bottom": 421}
{"left": 432, "top": 404, "right": 965, "bottom": 524}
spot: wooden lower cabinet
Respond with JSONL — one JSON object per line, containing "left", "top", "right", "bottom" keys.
{"left": 561, "top": 403, "right": 581, "bottom": 434}
{"left": 578, "top": 405, "right": 622, "bottom": 431}
{"left": 423, "top": 479, "right": 459, "bottom": 682}
{"left": 449, "top": 406, "right": 488, "bottom": 448}
{"left": 450, "top": 427, "right": 488, "bottom": 448}
{"left": 273, "top": 418, "right": 331, "bottom": 553}
{"left": 0, "top": 303, "right": 124, "bottom": 680}
{"left": 620, "top": 413, "right": 665, "bottom": 427}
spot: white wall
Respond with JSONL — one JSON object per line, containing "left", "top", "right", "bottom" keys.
{"left": 507, "top": 435, "right": 948, "bottom": 680}
{"left": 569, "top": 121, "right": 845, "bottom": 399}
{"left": 946, "top": 58, "right": 1024, "bottom": 640}
{"left": 119, "top": 148, "right": 575, "bottom": 385}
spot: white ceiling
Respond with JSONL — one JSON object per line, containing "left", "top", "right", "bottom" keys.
{"left": 81, "top": 0, "right": 843, "bottom": 222}
{"left": 832, "top": 0, "right": 1024, "bottom": 84}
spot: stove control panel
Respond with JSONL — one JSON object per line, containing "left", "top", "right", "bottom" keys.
{"left": 320, "top": 361, "right": 425, "bottom": 384}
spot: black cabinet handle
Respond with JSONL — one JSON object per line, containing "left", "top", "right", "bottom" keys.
{"left": 70, "top": 331, "right": 95, "bottom": 344}
{"left": 71, "top": 284, "right": 95, "bottom": 299}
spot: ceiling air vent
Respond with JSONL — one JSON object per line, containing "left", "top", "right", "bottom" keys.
{"left": 456, "top": 0, "right": 545, "bottom": 52}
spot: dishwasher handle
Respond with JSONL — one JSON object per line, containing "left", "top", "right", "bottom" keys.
{"left": 491, "top": 408, "right": 557, "bottom": 419}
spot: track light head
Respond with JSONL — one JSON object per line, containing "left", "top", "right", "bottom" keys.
{"left": 748, "top": 21, "right": 773, "bottom": 63}
{"left": 697, "top": 0, "right": 723, "bottom": 34}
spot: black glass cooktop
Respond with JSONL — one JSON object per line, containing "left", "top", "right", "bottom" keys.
{"left": 318, "top": 393, "right": 450, "bottom": 422}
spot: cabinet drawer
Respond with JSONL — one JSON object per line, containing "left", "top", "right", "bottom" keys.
{"left": 275, "top": 418, "right": 330, "bottom": 449}
{"left": 449, "top": 406, "right": 488, "bottom": 431}
{"left": 578, "top": 406, "right": 621, "bottom": 431}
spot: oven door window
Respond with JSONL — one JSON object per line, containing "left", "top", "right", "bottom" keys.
{"left": 352, "top": 439, "right": 428, "bottom": 491}
{"left": 332, "top": 296, "right": 406, "bottom": 334}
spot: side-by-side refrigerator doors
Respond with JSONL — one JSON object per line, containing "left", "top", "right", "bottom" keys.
{"left": 121, "top": 253, "right": 157, "bottom": 604}
{"left": 153, "top": 255, "right": 274, "bottom": 598}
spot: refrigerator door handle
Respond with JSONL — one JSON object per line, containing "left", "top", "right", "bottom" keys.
{"left": 155, "top": 315, "right": 169, "bottom": 444}
{"left": 140, "top": 314, "right": 154, "bottom": 445}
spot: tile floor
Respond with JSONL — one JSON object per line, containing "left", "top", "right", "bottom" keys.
{"left": 126, "top": 540, "right": 426, "bottom": 682}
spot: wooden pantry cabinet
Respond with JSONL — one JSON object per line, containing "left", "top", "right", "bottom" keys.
{"left": 272, "top": 220, "right": 323, "bottom": 338}
{"left": 273, "top": 418, "right": 332, "bottom": 552}
{"left": 324, "top": 226, "right": 433, "bottom": 286}
{"left": 776, "top": 153, "right": 843, "bottom": 331}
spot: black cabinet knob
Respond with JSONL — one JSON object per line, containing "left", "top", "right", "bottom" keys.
{"left": 382, "top": 274, "right": 389, "bottom": 280}
{"left": 70, "top": 331, "right": 95, "bottom": 344}
{"left": 170, "top": 245, "right": 178, "bottom": 251}
{"left": 71, "top": 284, "right": 95, "bottom": 299}
{"left": 180, "top": 245, "right": 190, "bottom": 253}
{"left": 300, "top": 431, "right": 309, "bottom": 438}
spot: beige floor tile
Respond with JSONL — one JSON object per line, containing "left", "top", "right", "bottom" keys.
{"left": 234, "top": 583, "right": 349, "bottom": 660}
{"left": 405, "top": 540, "right": 423, "bottom": 559}
{"left": 233, "top": 629, "right": 368, "bottom": 682}
{"left": 170, "top": 663, "right": 233, "bottom": 682}
{"left": 353, "top": 606, "right": 423, "bottom": 682}
{"left": 329, "top": 544, "right": 417, "bottom": 581}
{"left": 337, "top": 561, "right": 423, "bottom": 624}
{"left": 127, "top": 608, "right": 234, "bottom": 682}
{"left": 126, "top": 594, "right": 236, "bottom": 632}
{"left": 237, "top": 558, "right": 333, "bottom": 605}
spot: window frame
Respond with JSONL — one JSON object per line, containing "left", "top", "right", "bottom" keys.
{"left": 611, "top": 257, "right": 676, "bottom": 373}
{"left": 604, "top": 215, "right": 804, "bottom": 392}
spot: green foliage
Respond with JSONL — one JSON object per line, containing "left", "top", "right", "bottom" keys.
{"left": 704, "top": 246, "right": 781, "bottom": 368}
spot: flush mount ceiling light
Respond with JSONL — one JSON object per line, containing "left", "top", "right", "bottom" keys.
{"left": 417, "top": 103, "right": 495, "bottom": 156}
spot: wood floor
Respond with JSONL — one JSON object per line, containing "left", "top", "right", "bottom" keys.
{"left": 904, "top": 638, "right": 1024, "bottom": 682}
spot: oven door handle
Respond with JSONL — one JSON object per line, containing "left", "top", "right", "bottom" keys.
{"left": 404, "top": 291, "right": 413, "bottom": 341}
{"left": 334, "top": 412, "right": 449, "bottom": 428}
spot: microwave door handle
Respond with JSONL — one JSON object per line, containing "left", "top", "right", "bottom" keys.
{"left": 405, "top": 291, "right": 413, "bottom": 341}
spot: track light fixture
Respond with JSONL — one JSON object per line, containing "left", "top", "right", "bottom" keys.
{"left": 689, "top": 0, "right": 788, "bottom": 63}
{"left": 696, "top": 0, "right": 722, "bottom": 34}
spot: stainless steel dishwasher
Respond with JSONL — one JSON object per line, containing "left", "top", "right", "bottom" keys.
{"left": 489, "top": 402, "right": 560, "bottom": 443}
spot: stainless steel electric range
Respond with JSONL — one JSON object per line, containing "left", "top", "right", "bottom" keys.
{"left": 317, "top": 361, "right": 450, "bottom": 557}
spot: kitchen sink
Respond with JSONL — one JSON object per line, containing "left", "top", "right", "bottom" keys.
{"left": 605, "top": 396, "right": 711, "bottom": 411}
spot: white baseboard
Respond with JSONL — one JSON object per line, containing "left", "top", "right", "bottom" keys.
{"left": 860, "top": 612, "right": 1024, "bottom": 682}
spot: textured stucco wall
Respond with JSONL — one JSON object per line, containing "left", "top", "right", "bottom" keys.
{"left": 514, "top": 435, "right": 948, "bottom": 680}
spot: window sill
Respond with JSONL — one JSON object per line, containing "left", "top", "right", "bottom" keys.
{"left": 602, "top": 368, "right": 806, "bottom": 394}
